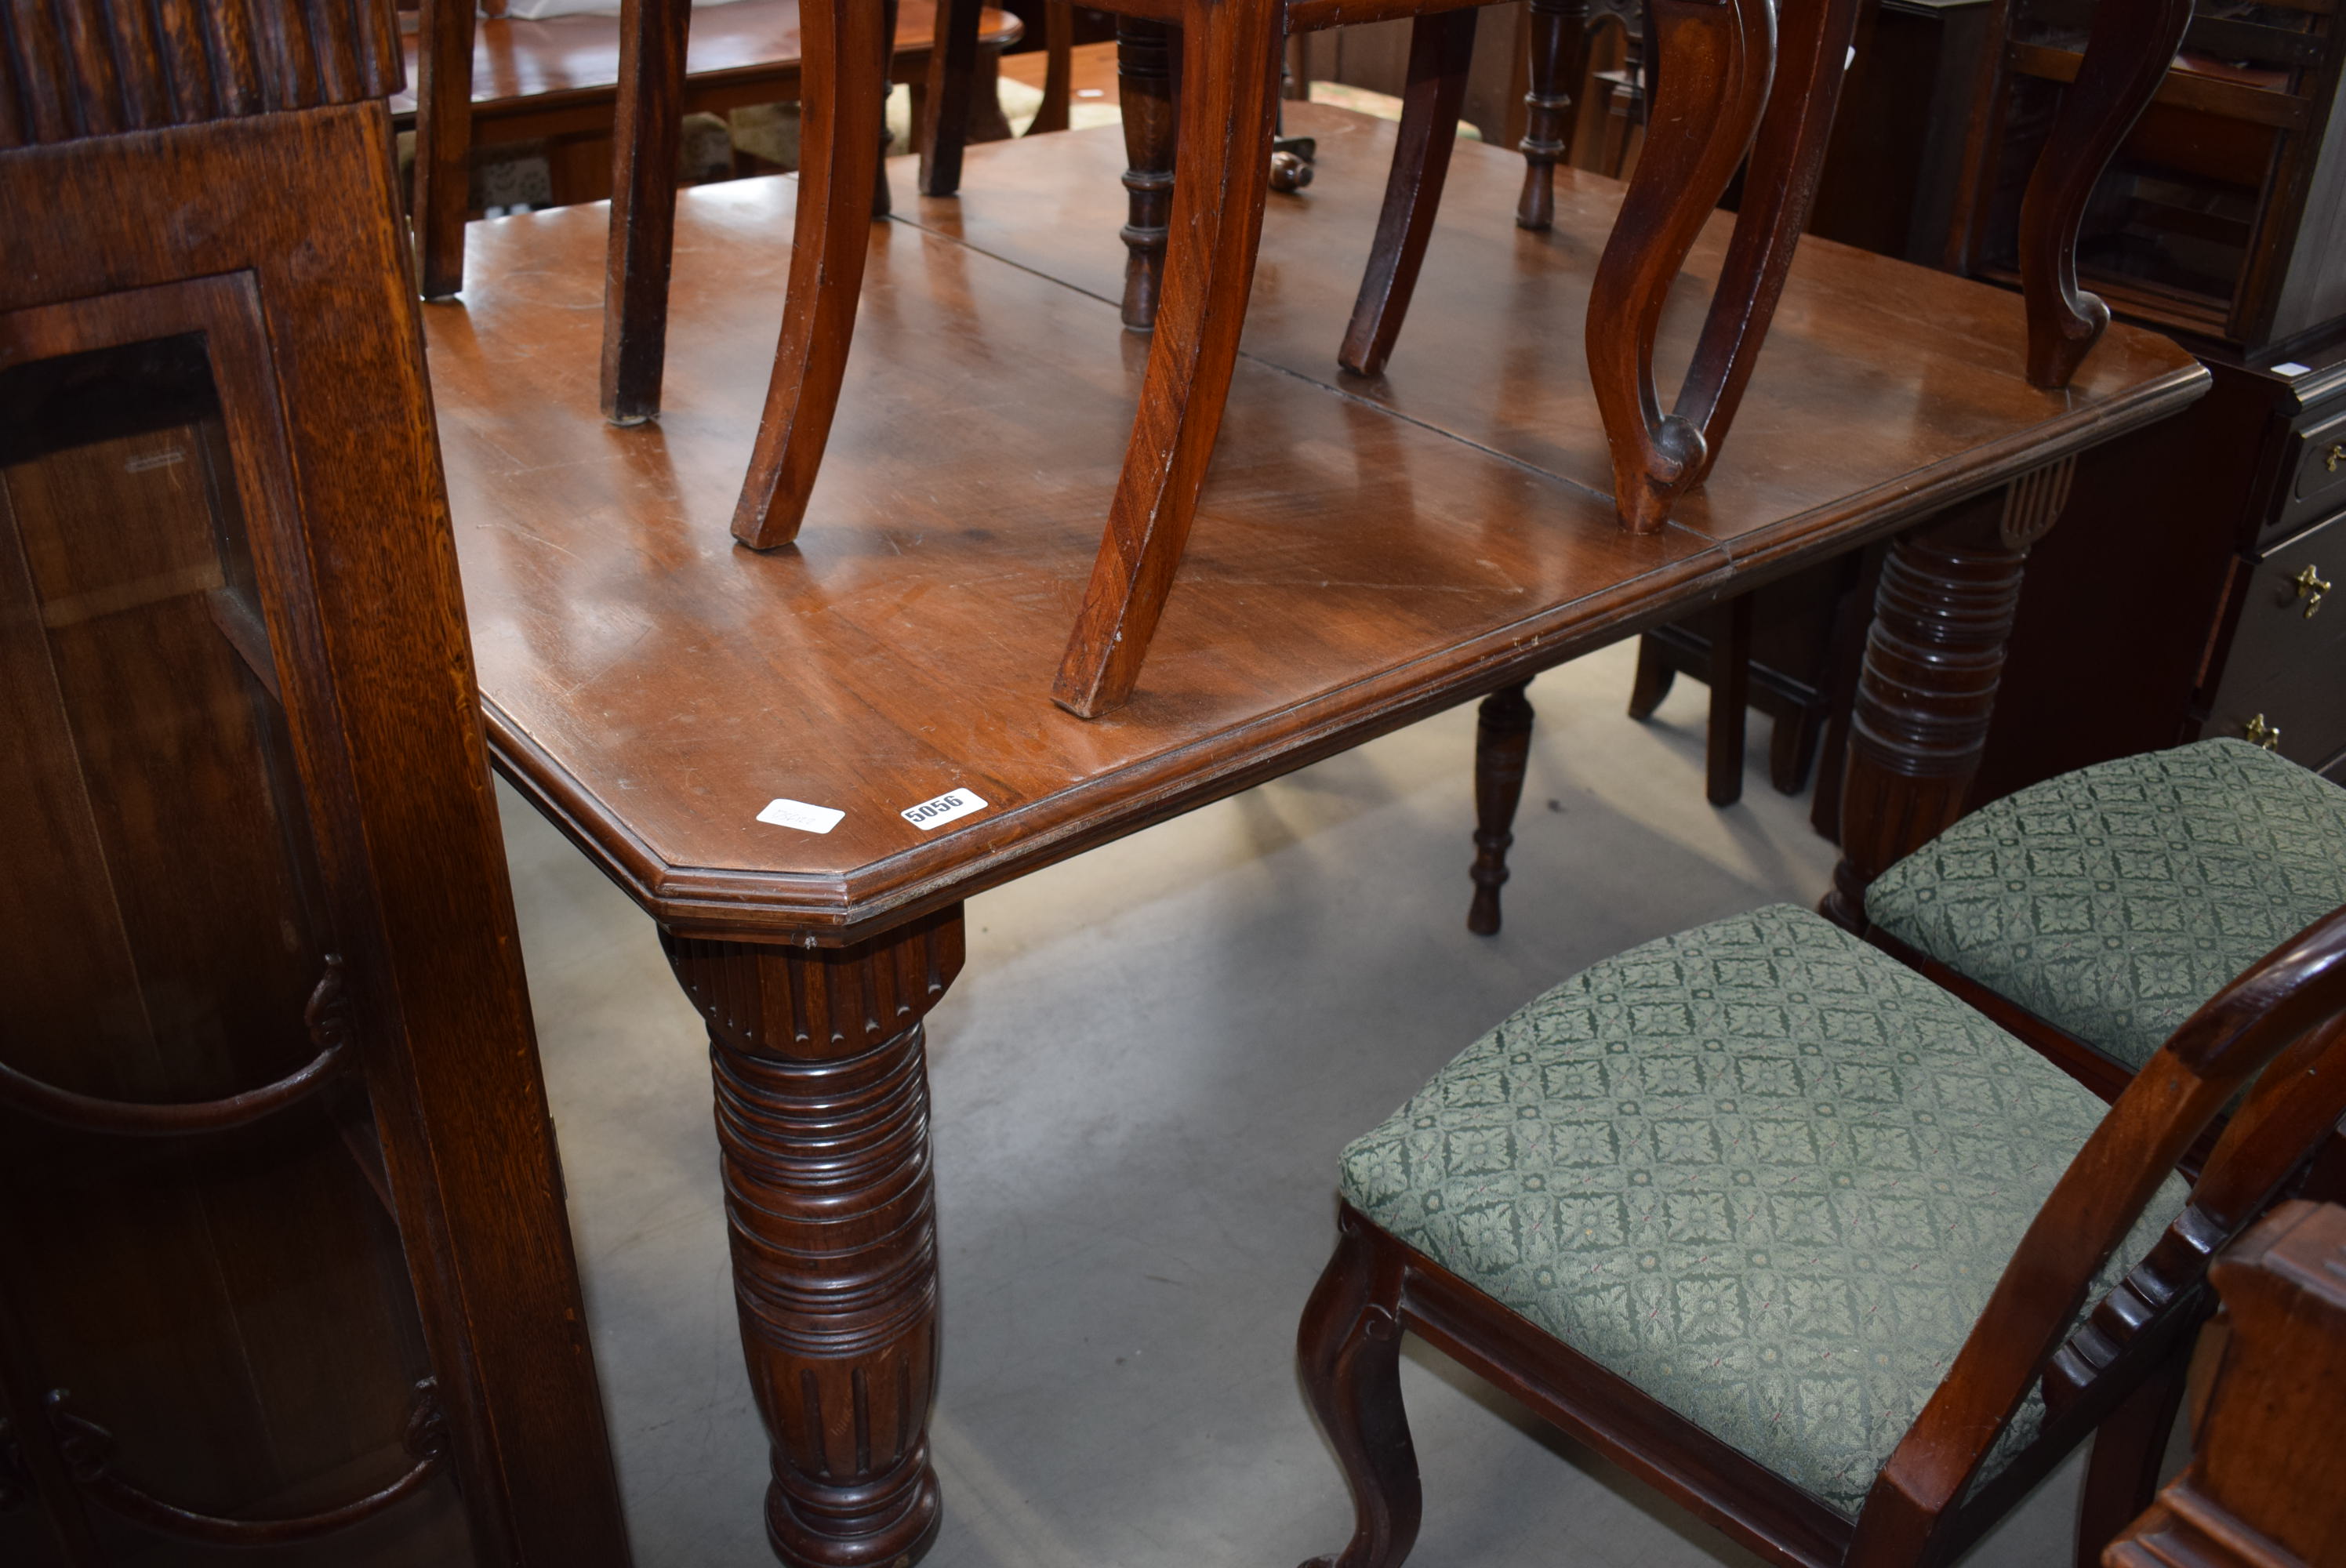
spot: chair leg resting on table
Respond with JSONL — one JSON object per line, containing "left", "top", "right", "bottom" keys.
{"left": 412, "top": 0, "right": 478, "bottom": 300}
{"left": 1583, "top": 0, "right": 1778, "bottom": 532}
{"left": 601, "top": 0, "right": 692, "bottom": 423}
{"left": 732, "top": 0, "right": 891, "bottom": 550}
{"left": 1051, "top": 0, "right": 1283, "bottom": 717}
{"left": 1342, "top": 8, "right": 1479, "bottom": 378}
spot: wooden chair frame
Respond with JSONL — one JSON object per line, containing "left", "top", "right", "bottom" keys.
{"left": 721, "top": 0, "right": 2192, "bottom": 718}
{"left": 1295, "top": 904, "right": 2346, "bottom": 1568}
{"left": 409, "top": 0, "right": 1067, "bottom": 418}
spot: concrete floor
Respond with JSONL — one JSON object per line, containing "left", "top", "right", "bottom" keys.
{"left": 503, "top": 639, "right": 2098, "bottom": 1568}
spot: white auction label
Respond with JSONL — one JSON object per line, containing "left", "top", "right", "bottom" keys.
{"left": 900, "top": 787, "right": 989, "bottom": 831}
{"left": 757, "top": 798, "right": 845, "bottom": 834}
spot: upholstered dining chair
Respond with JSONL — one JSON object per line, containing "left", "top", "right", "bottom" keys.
{"left": 1857, "top": 738, "right": 2346, "bottom": 1105}
{"left": 1295, "top": 898, "right": 2346, "bottom": 1568}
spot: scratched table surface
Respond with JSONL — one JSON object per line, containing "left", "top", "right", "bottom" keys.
{"left": 420, "top": 102, "right": 2205, "bottom": 943}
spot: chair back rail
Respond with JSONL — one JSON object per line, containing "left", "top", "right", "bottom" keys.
{"left": 1849, "top": 904, "right": 2346, "bottom": 1565}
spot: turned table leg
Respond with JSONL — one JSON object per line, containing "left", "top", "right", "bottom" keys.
{"left": 1117, "top": 16, "right": 1178, "bottom": 332}
{"left": 1514, "top": 0, "right": 1585, "bottom": 231}
{"left": 664, "top": 905, "right": 964, "bottom": 1568}
{"left": 1467, "top": 681, "right": 1535, "bottom": 936}
{"left": 1824, "top": 458, "right": 2075, "bottom": 931}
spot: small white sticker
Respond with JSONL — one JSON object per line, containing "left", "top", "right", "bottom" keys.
{"left": 901, "top": 787, "right": 989, "bottom": 831}
{"left": 757, "top": 798, "right": 845, "bottom": 834}
{"left": 2274, "top": 361, "right": 2312, "bottom": 376}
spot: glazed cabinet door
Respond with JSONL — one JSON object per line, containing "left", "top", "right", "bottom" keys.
{"left": 0, "top": 303, "right": 481, "bottom": 1566}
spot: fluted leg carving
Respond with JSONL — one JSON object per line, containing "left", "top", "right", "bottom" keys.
{"left": 1823, "top": 459, "right": 2074, "bottom": 931}
{"left": 665, "top": 905, "right": 965, "bottom": 1568}
{"left": 1467, "top": 681, "right": 1535, "bottom": 937}
{"left": 1515, "top": 0, "right": 1586, "bottom": 231}
{"left": 1117, "top": 16, "right": 1178, "bottom": 332}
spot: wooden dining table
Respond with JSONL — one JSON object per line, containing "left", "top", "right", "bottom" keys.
{"left": 419, "top": 102, "right": 2206, "bottom": 1568}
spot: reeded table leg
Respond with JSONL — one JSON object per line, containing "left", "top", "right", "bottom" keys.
{"left": 664, "top": 906, "right": 964, "bottom": 1568}
{"left": 1824, "top": 458, "right": 2075, "bottom": 931}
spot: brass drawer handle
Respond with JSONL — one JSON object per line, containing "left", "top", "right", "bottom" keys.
{"left": 2328, "top": 443, "right": 2346, "bottom": 474}
{"left": 2243, "top": 713, "right": 2282, "bottom": 751}
{"left": 2293, "top": 564, "right": 2330, "bottom": 618}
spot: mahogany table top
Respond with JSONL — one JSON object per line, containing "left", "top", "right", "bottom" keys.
{"left": 421, "top": 103, "right": 2205, "bottom": 943}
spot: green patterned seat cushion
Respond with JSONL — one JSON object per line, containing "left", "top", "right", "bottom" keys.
{"left": 1338, "top": 905, "right": 2184, "bottom": 1521}
{"left": 1867, "top": 739, "right": 2346, "bottom": 1073}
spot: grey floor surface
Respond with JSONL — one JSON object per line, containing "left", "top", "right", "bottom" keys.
{"left": 503, "top": 640, "right": 2098, "bottom": 1568}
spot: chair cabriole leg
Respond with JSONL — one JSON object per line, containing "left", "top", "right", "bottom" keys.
{"left": 1582, "top": 0, "right": 1774, "bottom": 534}
{"left": 1297, "top": 1207, "right": 1422, "bottom": 1568}
{"left": 1676, "top": 0, "right": 1863, "bottom": 475}
{"left": 2016, "top": 0, "right": 2194, "bottom": 389}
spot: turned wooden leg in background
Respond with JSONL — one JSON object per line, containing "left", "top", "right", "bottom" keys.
{"left": 600, "top": 0, "right": 692, "bottom": 423}
{"left": 665, "top": 906, "right": 964, "bottom": 1568}
{"left": 1514, "top": 0, "right": 1585, "bottom": 231}
{"left": 1823, "top": 457, "right": 2075, "bottom": 930}
{"left": 412, "top": 0, "right": 478, "bottom": 300}
{"left": 1117, "top": 16, "right": 1178, "bottom": 332}
{"left": 1341, "top": 9, "right": 1479, "bottom": 378}
{"left": 1467, "top": 681, "right": 1534, "bottom": 937}
{"left": 1296, "top": 1207, "right": 1422, "bottom": 1568}
{"left": 2015, "top": 0, "right": 2193, "bottom": 389}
